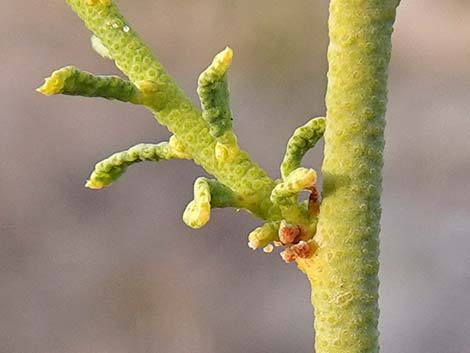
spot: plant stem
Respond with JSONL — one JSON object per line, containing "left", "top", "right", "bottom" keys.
{"left": 40, "top": 1, "right": 402, "bottom": 350}
{"left": 298, "top": 1, "right": 400, "bottom": 352}
{"left": 63, "top": 0, "right": 280, "bottom": 220}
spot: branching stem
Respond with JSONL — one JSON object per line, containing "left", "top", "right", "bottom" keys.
{"left": 38, "top": 1, "right": 401, "bottom": 352}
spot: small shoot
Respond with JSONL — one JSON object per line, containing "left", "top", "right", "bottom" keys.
{"left": 248, "top": 221, "right": 281, "bottom": 250}
{"left": 197, "top": 47, "right": 238, "bottom": 162}
{"left": 183, "top": 177, "right": 245, "bottom": 229}
{"left": 271, "top": 167, "right": 317, "bottom": 206}
{"left": 37, "top": 66, "right": 142, "bottom": 104}
{"left": 86, "top": 138, "right": 190, "bottom": 189}
{"left": 281, "top": 117, "right": 325, "bottom": 180}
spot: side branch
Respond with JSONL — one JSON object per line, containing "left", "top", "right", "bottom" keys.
{"left": 198, "top": 47, "right": 238, "bottom": 163}
{"left": 37, "top": 66, "right": 142, "bottom": 104}
{"left": 247, "top": 221, "right": 280, "bottom": 250}
{"left": 271, "top": 167, "right": 317, "bottom": 224}
{"left": 86, "top": 136, "right": 190, "bottom": 189}
{"left": 281, "top": 117, "right": 325, "bottom": 180}
{"left": 183, "top": 177, "right": 245, "bottom": 229}
{"left": 197, "top": 47, "right": 234, "bottom": 141}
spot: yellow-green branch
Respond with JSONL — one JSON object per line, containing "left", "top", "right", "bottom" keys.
{"left": 37, "top": 66, "right": 142, "bottom": 104}
{"left": 85, "top": 137, "right": 190, "bottom": 189}
{"left": 61, "top": 0, "right": 276, "bottom": 220}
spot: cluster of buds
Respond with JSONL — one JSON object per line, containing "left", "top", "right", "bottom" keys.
{"left": 278, "top": 221, "right": 318, "bottom": 263}
{"left": 248, "top": 180, "right": 322, "bottom": 263}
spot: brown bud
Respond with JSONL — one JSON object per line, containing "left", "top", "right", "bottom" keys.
{"left": 280, "top": 248, "right": 296, "bottom": 263}
{"left": 308, "top": 185, "right": 321, "bottom": 216}
{"left": 281, "top": 240, "right": 318, "bottom": 263}
{"left": 279, "top": 220, "right": 301, "bottom": 245}
{"left": 296, "top": 240, "right": 318, "bottom": 259}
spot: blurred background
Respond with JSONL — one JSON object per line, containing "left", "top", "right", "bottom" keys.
{"left": 1, "top": 1, "right": 469, "bottom": 352}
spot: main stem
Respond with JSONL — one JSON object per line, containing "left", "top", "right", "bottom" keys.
{"left": 298, "top": 1, "right": 400, "bottom": 352}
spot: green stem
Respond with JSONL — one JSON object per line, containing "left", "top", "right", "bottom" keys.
{"left": 298, "top": 1, "right": 400, "bottom": 352}
{"left": 64, "top": 0, "right": 279, "bottom": 220}
{"left": 36, "top": 66, "right": 142, "bottom": 103}
{"left": 85, "top": 139, "right": 190, "bottom": 189}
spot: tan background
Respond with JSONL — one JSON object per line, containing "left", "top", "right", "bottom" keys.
{"left": 1, "top": 1, "right": 469, "bottom": 352}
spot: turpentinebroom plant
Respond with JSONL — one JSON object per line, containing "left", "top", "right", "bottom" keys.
{"left": 37, "top": 1, "right": 401, "bottom": 352}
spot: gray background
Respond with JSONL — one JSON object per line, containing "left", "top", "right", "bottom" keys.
{"left": 1, "top": 1, "right": 469, "bottom": 352}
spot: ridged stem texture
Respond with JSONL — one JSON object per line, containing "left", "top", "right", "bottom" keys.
{"left": 298, "top": 1, "right": 400, "bottom": 353}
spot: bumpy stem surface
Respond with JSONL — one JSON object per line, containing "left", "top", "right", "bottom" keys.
{"left": 63, "top": 0, "right": 278, "bottom": 220}
{"left": 298, "top": 1, "right": 400, "bottom": 352}
{"left": 38, "top": 1, "right": 402, "bottom": 351}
